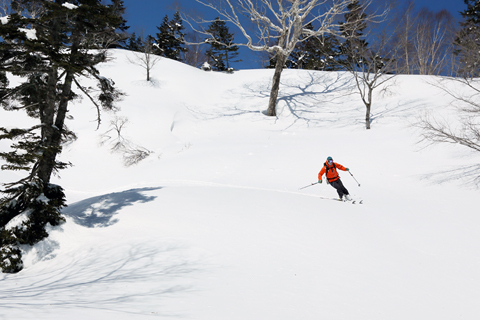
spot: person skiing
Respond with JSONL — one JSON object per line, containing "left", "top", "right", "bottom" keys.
{"left": 318, "top": 156, "right": 351, "bottom": 201}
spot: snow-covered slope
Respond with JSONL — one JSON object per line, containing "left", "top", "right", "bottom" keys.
{"left": 1, "top": 49, "right": 479, "bottom": 320}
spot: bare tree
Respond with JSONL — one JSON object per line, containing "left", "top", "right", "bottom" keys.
{"left": 127, "top": 35, "right": 161, "bottom": 82}
{"left": 416, "top": 26, "right": 480, "bottom": 176}
{"left": 413, "top": 7, "right": 480, "bottom": 186}
{"left": 100, "top": 117, "right": 153, "bottom": 166}
{"left": 417, "top": 73, "right": 480, "bottom": 155}
{"left": 191, "top": 0, "right": 384, "bottom": 116}
{"left": 416, "top": 99, "right": 480, "bottom": 184}
{"left": 417, "top": 111, "right": 480, "bottom": 152}
{"left": 392, "top": 4, "right": 457, "bottom": 76}
{"left": 1, "top": 0, "right": 46, "bottom": 18}
{"left": 390, "top": 0, "right": 416, "bottom": 74}
{"left": 341, "top": 2, "right": 398, "bottom": 129}
{"left": 184, "top": 31, "right": 207, "bottom": 68}
{"left": 347, "top": 38, "right": 398, "bottom": 129}
{"left": 412, "top": 8, "right": 456, "bottom": 76}
{"left": 0, "top": 0, "right": 8, "bottom": 16}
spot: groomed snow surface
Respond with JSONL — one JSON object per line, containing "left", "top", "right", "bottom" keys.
{"left": 1, "top": 49, "right": 479, "bottom": 319}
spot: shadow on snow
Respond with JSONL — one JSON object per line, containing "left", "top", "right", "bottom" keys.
{"left": 0, "top": 187, "right": 199, "bottom": 318}
{"left": 62, "top": 187, "right": 161, "bottom": 228}
{"left": 185, "top": 70, "right": 428, "bottom": 130}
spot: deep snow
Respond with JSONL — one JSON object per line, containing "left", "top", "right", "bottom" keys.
{"left": 1, "top": 49, "right": 479, "bottom": 319}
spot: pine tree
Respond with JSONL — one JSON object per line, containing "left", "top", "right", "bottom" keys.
{"left": 267, "top": 36, "right": 342, "bottom": 71}
{"left": 312, "top": 34, "right": 344, "bottom": 71}
{"left": 460, "top": 0, "right": 480, "bottom": 24}
{"left": 125, "top": 32, "right": 145, "bottom": 52}
{"left": 205, "top": 17, "right": 240, "bottom": 71}
{"left": 0, "top": 0, "right": 124, "bottom": 273}
{"left": 154, "top": 11, "right": 187, "bottom": 61}
{"left": 108, "top": 0, "right": 130, "bottom": 48}
{"left": 339, "top": 0, "right": 369, "bottom": 70}
{"left": 455, "top": 0, "right": 480, "bottom": 76}
{"left": 286, "top": 24, "right": 343, "bottom": 71}
{"left": 155, "top": 15, "right": 172, "bottom": 56}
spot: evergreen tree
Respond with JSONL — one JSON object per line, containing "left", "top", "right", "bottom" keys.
{"left": 111, "top": 0, "right": 129, "bottom": 32}
{"left": 267, "top": 29, "right": 342, "bottom": 71}
{"left": 154, "top": 11, "right": 187, "bottom": 61}
{"left": 0, "top": 0, "right": 124, "bottom": 273}
{"left": 287, "top": 24, "right": 343, "bottom": 71}
{"left": 125, "top": 32, "right": 145, "bottom": 52}
{"left": 339, "top": 0, "right": 369, "bottom": 70}
{"left": 108, "top": 0, "right": 130, "bottom": 48}
{"left": 205, "top": 17, "right": 240, "bottom": 71}
{"left": 312, "top": 34, "right": 344, "bottom": 71}
{"left": 155, "top": 15, "right": 171, "bottom": 56}
{"left": 460, "top": 0, "right": 480, "bottom": 24}
{"left": 455, "top": 0, "right": 480, "bottom": 76}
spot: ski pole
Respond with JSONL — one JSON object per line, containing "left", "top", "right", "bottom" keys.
{"left": 348, "top": 171, "right": 361, "bottom": 187}
{"left": 299, "top": 182, "right": 319, "bottom": 190}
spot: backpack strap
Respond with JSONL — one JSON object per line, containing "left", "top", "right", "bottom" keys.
{"left": 324, "top": 162, "right": 337, "bottom": 181}
{"left": 324, "top": 162, "right": 336, "bottom": 174}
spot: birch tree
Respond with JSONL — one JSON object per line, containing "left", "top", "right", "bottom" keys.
{"left": 193, "top": 0, "right": 381, "bottom": 116}
{"left": 412, "top": 8, "right": 456, "bottom": 76}
{"left": 391, "top": 4, "right": 457, "bottom": 76}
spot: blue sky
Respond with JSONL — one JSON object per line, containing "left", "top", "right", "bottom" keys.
{"left": 122, "top": 0, "right": 466, "bottom": 69}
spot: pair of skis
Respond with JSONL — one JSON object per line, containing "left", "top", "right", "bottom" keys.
{"left": 318, "top": 196, "right": 363, "bottom": 204}
{"left": 299, "top": 182, "right": 363, "bottom": 204}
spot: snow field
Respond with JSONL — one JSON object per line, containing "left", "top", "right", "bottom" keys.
{"left": 1, "top": 49, "right": 479, "bottom": 319}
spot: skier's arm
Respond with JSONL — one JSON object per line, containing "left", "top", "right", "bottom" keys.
{"left": 318, "top": 166, "right": 326, "bottom": 181}
{"left": 335, "top": 163, "right": 348, "bottom": 171}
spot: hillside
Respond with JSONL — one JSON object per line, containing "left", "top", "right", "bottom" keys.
{"left": 1, "top": 49, "right": 479, "bottom": 320}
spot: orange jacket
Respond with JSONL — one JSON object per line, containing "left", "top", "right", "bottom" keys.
{"left": 318, "top": 161, "right": 347, "bottom": 183}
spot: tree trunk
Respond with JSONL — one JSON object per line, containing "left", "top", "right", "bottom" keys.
{"left": 365, "top": 86, "right": 373, "bottom": 129}
{"left": 36, "top": 67, "right": 58, "bottom": 185}
{"left": 225, "top": 48, "right": 229, "bottom": 70}
{"left": 37, "top": 70, "right": 74, "bottom": 185}
{"left": 37, "top": 30, "right": 78, "bottom": 186}
{"left": 266, "top": 54, "right": 286, "bottom": 116}
{"left": 365, "top": 103, "right": 371, "bottom": 129}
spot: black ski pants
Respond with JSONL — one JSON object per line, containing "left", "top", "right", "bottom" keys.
{"left": 329, "top": 178, "right": 349, "bottom": 199}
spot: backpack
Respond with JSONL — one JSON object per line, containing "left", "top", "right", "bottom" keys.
{"left": 324, "top": 162, "right": 337, "bottom": 182}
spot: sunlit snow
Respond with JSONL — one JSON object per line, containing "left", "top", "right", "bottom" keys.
{"left": 0, "top": 49, "right": 479, "bottom": 320}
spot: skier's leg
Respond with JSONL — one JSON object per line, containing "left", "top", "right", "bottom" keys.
{"left": 336, "top": 179, "right": 351, "bottom": 200}
{"left": 337, "top": 179, "right": 349, "bottom": 195}
{"left": 330, "top": 180, "right": 344, "bottom": 199}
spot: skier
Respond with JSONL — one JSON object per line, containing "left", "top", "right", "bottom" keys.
{"left": 318, "top": 156, "right": 351, "bottom": 201}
